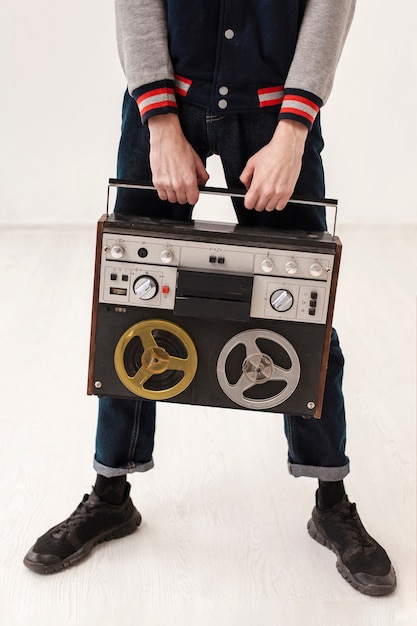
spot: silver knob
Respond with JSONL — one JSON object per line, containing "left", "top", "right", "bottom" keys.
{"left": 261, "top": 258, "right": 274, "bottom": 273}
{"left": 110, "top": 244, "right": 125, "bottom": 259}
{"left": 310, "top": 263, "right": 323, "bottom": 277}
{"left": 285, "top": 260, "right": 298, "bottom": 275}
{"left": 160, "top": 249, "right": 174, "bottom": 264}
{"left": 270, "top": 289, "right": 294, "bottom": 312}
{"left": 133, "top": 275, "right": 158, "bottom": 300}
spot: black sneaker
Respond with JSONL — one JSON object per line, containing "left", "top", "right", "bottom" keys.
{"left": 23, "top": 483, "right": 141, "bottom": 574}
{"left": 307, "top": 493, "right": 396, "bottom": 596}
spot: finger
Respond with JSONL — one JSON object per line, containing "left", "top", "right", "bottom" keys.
{"left": 244, "top": 190, "right": 258, "bottom": 210}
{"left": 165, "top": 188, "right": 179, "bottom": 203}
{"left": 239, "top": 162, "right": 253, "bottom": 190}
{"left": 195, "top": 157, "right": 210, "bottom": 186}
{"left": 263, "top": 194, "right": 282, "bottom": 212}
{"left": 254, "top": 192, "right": 291, "bottom": 212}
{"left": 275, "top": 194, "right": 291, "bottom": 211}
{"left": 253, "top": 192, "right": 271, "bottom": 212}
{"left": 243, "top": 180, "right": 259, "bottom": 209}
{"left": 157, "top": 181, "right": 194, "bottom": 205}
{"left": 184, "top": 182, "right": 200, "bottom": 205}
{"left": 156, "top": 188, "right": 168, "bottom": 202}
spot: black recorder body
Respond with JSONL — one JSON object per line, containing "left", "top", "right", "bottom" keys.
{"left": 88, "top": 195, "right": 341, "bottom": 419}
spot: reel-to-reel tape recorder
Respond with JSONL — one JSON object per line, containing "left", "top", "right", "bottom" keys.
{"left": 87, "top": 182, "right": 341, "bottom": 418}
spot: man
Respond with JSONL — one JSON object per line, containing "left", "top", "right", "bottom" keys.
{"left": 24, "top": 0, "right": 396, "bottom": 596}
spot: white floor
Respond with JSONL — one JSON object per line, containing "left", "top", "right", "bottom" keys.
{"left": 0, "top": 223, "right": 416, "bottom": 626}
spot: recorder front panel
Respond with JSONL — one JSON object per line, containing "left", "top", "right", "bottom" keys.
{"left": 88, "top": 214, "right": 342, "bottom": 418}
{"left": 99, "top": 232, "right": 334, "bottom": 325}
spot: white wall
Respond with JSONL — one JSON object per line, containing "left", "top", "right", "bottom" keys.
{"left": 1, "top": 1, "right": 416, "bottom": 225}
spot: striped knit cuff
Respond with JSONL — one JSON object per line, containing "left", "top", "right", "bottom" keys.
{"left": 278, "top": 89, "right": 323, "bottom": 130}
{"left": 133, "top": 80, "right": 178, "bottom": 124}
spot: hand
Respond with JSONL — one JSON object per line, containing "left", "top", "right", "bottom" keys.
{"left": 239, "top": 119, "right": 308, "bottom": 211}
{"left": 148, "top": 113, "right": 209, "bottom": 205}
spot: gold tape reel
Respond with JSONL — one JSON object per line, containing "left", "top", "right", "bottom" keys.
{"left": 114, "top": 319, "right": 198, "bottom": 400}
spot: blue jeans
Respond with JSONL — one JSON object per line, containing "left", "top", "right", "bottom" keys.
{"left": 94, "top": 92, "right": 349, "bottom": 481}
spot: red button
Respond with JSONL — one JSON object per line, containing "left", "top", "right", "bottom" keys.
{"left": 162, "top": 285, "right": 170, "bottom": 294}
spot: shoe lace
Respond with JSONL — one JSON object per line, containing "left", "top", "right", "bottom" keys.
{"left": 324, "top": 502, "right": 376, "bottom": 555}
{"left": 52, "top": 494, "right": 95, "bottom": 539}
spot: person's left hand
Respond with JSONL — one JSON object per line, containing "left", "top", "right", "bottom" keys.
{"left": 239, "top": 119, "right": 308, "bottom": 212}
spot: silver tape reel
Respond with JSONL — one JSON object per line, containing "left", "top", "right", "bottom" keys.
{"left": 216, "top": 329, "right": 301, "bottom": 410}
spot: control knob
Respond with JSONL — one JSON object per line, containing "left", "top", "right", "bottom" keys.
{"left": 285, "top": 260, "right": 298, "bottom": 275}
{"left": 133, "top": 275, "right": 159, "bottom": 300}
{"left": 310, "top": 263, "right": 323, "bottom": 277}
{"left": 160, "top": 249, "right": 174, "bottom": 264}
{"left": 270, "top": 289, "right": 294, "bottom": 312}
{"left": 110, "top": 244, "right": 125, "bottom": 259}
{"left": 261, "top": 258, "right": 274, "bottom": 273}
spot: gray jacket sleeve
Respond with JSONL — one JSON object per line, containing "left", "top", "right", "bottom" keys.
{"left": 114, "top": 0, "right": 174, "bottom": 90}
{"left": 286, "top": 0, "right": 356, "bottom": 104}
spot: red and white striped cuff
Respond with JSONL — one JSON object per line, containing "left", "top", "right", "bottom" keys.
{"left": 134, "top": 82, "right": 178, "bottom": 123}
{"left": 278, "top": 90, "right": 322, "bottom": 129}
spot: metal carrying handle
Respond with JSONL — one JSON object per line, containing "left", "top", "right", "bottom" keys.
{"left": 107, "top": 178, "right": 339, "bottom": 237}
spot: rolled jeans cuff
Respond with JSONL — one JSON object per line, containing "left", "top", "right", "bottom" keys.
{"left": 288, "top": 461, "right": 350, "bottom": 481}
{"left": 94, "top": 456, "right": 154, "bottom": 477}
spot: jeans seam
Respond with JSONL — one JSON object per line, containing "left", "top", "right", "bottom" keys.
{"left": 127, "top": 400, "right": 142, "bottom": 461}
{"left": 205, "top": 110, "right": 226, "bottom": 154}
{"left": 205, "top": 110, "right": 225, "bottom": 124}
{"left": 284, "top": 415, "right": 295, "bottom": 464}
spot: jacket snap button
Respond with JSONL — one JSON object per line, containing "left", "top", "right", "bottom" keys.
{"left": 219, "top": 86, "right": 229, "bottom": 95}
{"left": 224, "top": 29, "right": 235, "bottom": 39}
{"left": 218, "top": 99, "right": 228, "bottom": 109}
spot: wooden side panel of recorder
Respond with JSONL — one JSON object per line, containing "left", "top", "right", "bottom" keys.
{"left": 87, "top": 215, "right": 106, "bottom": 395}
{"left": 314, "top": 236, "right": 342, "bottom": 418}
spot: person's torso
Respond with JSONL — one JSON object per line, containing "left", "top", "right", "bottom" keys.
{"left": 166, "top": 0, "right": 307, "bottom": 114}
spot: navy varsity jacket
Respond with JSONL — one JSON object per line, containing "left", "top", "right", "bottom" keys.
{"left": 115, "top": 0, "right": 355, "bottom": 129}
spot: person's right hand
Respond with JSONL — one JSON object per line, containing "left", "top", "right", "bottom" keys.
{"left": 148, "top": 113, "right": 209, "bottom": 205}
